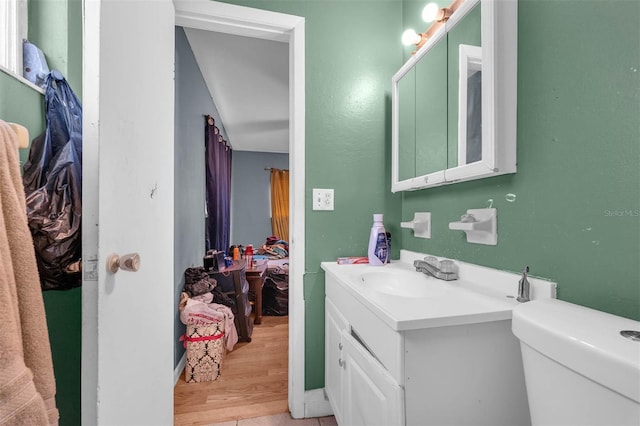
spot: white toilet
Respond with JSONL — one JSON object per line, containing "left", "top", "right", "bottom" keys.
{"left": 512, "top": 298, "right": 640, "bottom": 426}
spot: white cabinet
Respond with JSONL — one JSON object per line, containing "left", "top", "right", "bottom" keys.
{"left": 325, "top": 298, "right": 404, "bottom": 426}
{"left": 324, "top": 270, "right": 532, "bottom": 426}
{"left": 325, "top": 299, "right": 347, "bottom": 424}
{"left": 342, "top": 331, "right": 404, "bottom": 426}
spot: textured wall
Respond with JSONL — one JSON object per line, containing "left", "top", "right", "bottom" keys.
{"left": 28, "top": 0, "right": 82, "bottom": 98}
{"left": 231, "top": 151, "right": 289, "bottom": 247}
{"left": 174, "top": 26, "right": 235, "bottom": 366}
{"left": 223, "top": 0, "right": 640, "bottom": 393}
{"left": 220, "top": 0, "right": 404, "bottom": 389}
{"left": 0, "top": 74, "right": 45, "bottom": 166}
{"left": 0, "top": 2, "right": 83, "bottom": 424}
{"left": 401, "top": 0, "right": 640, "bottom": 321}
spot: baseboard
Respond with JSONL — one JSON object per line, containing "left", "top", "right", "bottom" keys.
{"left": 174, "top": 353, "right": 186, "bottom": 386}
{"left": 304, "top": 388, "right": 333, "bottom": 418}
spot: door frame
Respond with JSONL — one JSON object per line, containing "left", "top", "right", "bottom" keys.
{"left": 174, "top": 0, "right": 306, "bottom": 418}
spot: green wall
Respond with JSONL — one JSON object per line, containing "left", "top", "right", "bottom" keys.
{"left": 28, "top": 0, "right": 83, "bottom": 98}
{"left": 219, "top": 0, "right": 404, "bottom": 389}
{"left": 401, "top": 0, "right": 640, "bottom": 322}
{"left": 225, "top": 0, "right": 640, "bottom": 393}
{"left": 41, "top": 289, "right": 81, "bottom": 426}
{"left": 0, "top": 74, "right": 45, "bottom": 167}
{"left": 0, "top": 1, "right": 83, "bottom": 424}
{"left": 2, "top": 0, "right": 637, "bottom": 417}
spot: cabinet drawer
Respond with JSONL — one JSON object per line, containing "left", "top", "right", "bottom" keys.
{"left": 326, "top": 274, "right": 403, "bottom": 383}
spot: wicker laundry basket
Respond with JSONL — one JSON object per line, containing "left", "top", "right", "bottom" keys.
{"left": 182, "top": 321, "right": 225, "bottom": 383}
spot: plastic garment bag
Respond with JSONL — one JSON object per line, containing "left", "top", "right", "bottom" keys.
{"left": 23, "top": 71, "right": 82, "bottom": 290}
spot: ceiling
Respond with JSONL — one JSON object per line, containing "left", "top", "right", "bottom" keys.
{"left": 184, "top": 28, "right": 289, "bottom": 154}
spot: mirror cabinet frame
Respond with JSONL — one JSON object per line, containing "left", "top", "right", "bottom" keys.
{"left": 391, "top": 0, "right": 517, "bottom": 192}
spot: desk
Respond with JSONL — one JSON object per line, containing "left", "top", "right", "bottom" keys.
{"left": 246, "top": 261, "right": 268, "bottom": 324}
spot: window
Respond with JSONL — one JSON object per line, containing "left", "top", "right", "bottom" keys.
{"left": 0, "top": 0, "right": 38, "bottom": 90}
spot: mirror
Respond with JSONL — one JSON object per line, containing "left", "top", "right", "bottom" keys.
{"left": 392, "top": 0, "right": 517, "bottom": 192}
{"left": 415, "top": 31, "right": 447, "bottom": 178}
{"left": 457, "top": 44, "right": 482, "bottom": 166}
{"left": 397, "top": 65, "right": 415, "bottom": 182}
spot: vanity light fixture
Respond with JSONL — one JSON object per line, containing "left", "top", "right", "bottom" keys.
{"left": 403, "top": 0, "right": 464, "bottom": 54}
{"left": 422, "top": 2, "right": 440, "bottom": 23}
{"left": 402, "top": 29, "right": 425, "bottom": 46}
{"left": 435, "top": 7, "right": 453, "bottom": 22}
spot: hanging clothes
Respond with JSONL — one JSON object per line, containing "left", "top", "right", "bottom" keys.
{"left": 270, "top": 168, "right": 289, "bottom": 242}
{"left": 0, "top": 120, "right": 59, "bottom": 425}
{"left": 204, "top": 115, "right": 232, "bottom": 253}
{"left": 22, "top": 70, "right": 82, "bottom": 290}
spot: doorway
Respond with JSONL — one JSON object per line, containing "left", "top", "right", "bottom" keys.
{"left": 174, "top": 1, "right": 306, "bottom": 419}
{"left": 81, "top": 2, "right": 305, "bottom": 422}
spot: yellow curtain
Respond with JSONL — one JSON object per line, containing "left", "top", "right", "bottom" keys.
{"left": 270, "top": 168, "right": 289, "bottom": 242}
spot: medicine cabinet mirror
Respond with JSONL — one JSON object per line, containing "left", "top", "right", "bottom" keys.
{"left": 391, "top": 0, "right": 517, "bottom": 192}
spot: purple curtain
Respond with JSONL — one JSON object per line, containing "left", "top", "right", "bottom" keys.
{"left": 204, "top": 115, "right": 232, "bottom": 253}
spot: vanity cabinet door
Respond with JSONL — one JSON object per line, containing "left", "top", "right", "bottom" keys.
{"left": 342, "top": 331, "right": 404, "bottom": 426}
{"left": 325, "top": 299, "right": 347, "bottom": 424}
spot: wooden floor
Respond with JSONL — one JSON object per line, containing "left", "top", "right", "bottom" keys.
{"left": 174, "top": 315, "right": 290, "bottom": 425}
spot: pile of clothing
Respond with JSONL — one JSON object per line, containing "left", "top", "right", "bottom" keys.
{"left": 257, "top": 236, "right": 289, "bottom": 259}
{"left": 183, "top": 267, "right": 234, "bottom": 308}
{"left": 179, "top": 267, "right": 238, "bottom": 382}
{"left": 178, "top": 291, "right": 237, "bottom": 352}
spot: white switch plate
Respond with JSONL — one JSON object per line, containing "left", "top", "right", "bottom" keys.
{"left": 313, "top": 188, "right": 334, "bottom": 211}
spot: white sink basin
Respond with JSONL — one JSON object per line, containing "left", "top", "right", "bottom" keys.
{"left": 360, "top": 270, "right": 446, "bottom": 298}
{"left": 321, "top": 250, "right": 558, "bottom": 331}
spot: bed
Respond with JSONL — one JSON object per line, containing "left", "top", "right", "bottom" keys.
{"left": 267, "top": 258, "right": 289, "bottom": 270}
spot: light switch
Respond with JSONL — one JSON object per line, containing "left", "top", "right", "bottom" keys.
{"left": 313, "top": 188, "right": 334, "bottom": 211}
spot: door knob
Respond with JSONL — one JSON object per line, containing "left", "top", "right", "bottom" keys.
{"left": 107, "top": 253, "right": 140, "bottom": 273}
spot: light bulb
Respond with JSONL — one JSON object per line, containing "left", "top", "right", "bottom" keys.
{"left": 422, "top": 2, "right": 439, "bottom": 23}
{"left": 402, "top": 29, "right": 421, "bottom": 46}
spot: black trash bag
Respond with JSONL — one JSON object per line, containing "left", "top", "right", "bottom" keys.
{"left": 263, "top": 272, "right": 289, "bottom": 316}
{"left": 23, "top": 70, "right": 82, "bottom": 291}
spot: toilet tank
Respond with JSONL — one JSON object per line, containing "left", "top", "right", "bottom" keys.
{"left": 512, "top": 298, "right": 640, "bottom": 426}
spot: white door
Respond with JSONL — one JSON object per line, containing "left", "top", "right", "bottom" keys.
{"left": 82, "top": 1, "right": 175, "bottom": 424}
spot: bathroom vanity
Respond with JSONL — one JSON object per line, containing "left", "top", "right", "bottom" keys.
{"left": 322, "top": 250, "right": 556, "bottom": 426}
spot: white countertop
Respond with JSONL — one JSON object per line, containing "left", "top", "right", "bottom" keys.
{"left": 321, "top": 250, "right": 557, "bottom": 331}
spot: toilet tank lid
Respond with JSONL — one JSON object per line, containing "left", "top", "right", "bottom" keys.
{"left": 512, "top": 298, "right": 640, "bottom": 403}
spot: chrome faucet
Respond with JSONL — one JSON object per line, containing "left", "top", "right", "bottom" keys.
{"left": 517, "top": 266, "right": 530, "bottom": 302}
{"left": 414, "top": 257, "right": 458, "bottom": 281}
